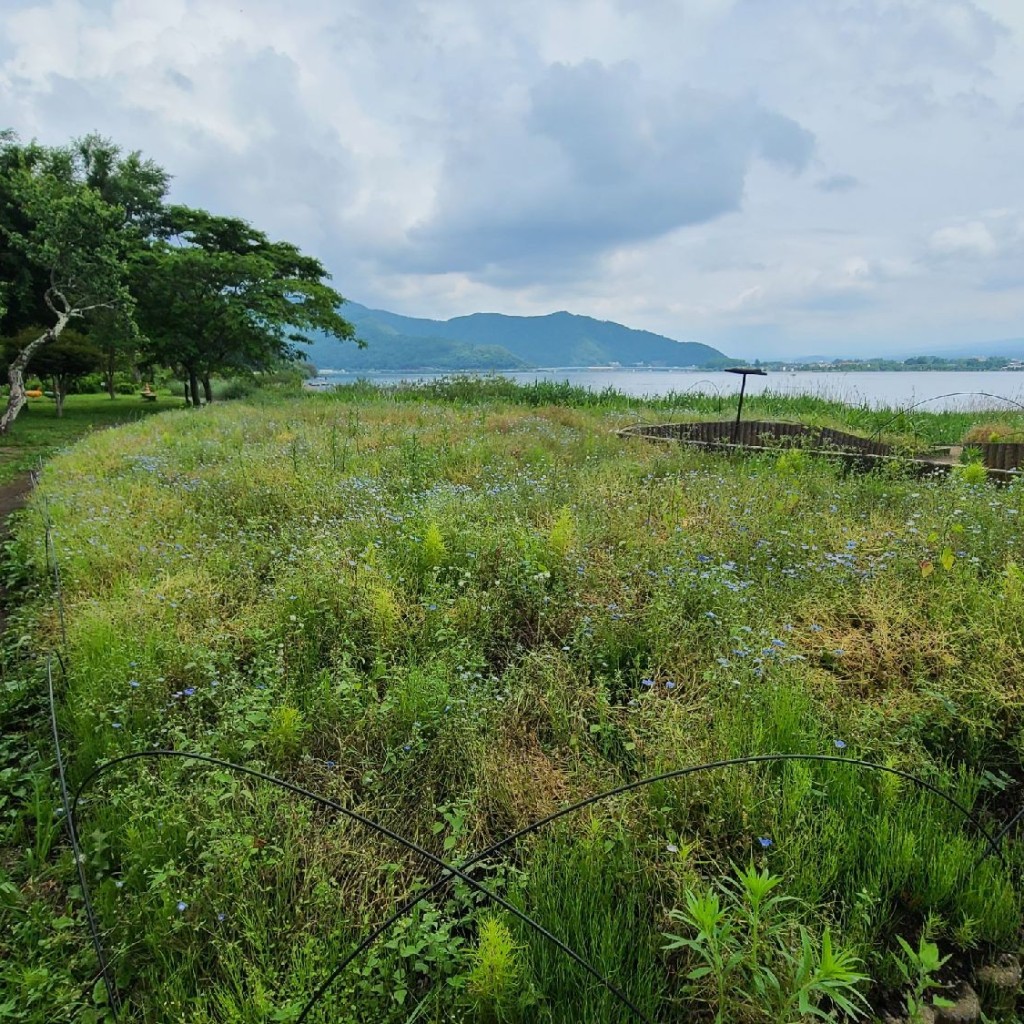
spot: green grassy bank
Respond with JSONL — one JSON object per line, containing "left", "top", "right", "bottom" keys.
{"left": 1, "top": 382, "right": 1023, "bottom": 1022}
{"left": 0, "top": 391, "right": 176, "bottom": 486}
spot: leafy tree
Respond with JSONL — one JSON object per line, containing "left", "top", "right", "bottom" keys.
{"left": 133, "top": 205, "right": 355, "bottom": 404}
{"left": 3, "top": 326, "right": 101, "bottom": 416}
{"left": 0, "top": 132, "right": 168, "bottom": 431}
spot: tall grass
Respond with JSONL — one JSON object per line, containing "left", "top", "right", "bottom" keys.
{"left": 1, "top": 380, "right": 1023, "bottom": 1022}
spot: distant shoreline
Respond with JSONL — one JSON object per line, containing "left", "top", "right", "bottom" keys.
{"left": 312, "top": 364, "right": 1024, "bottom": 375}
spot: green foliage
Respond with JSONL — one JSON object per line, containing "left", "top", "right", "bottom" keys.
{"left": 663, "top": 863, "right": 869, "bottom": 1023}
{"left": 893, "top": 933, "right": 956, "bottom": 1023}
{"left": 132, "top": 205, "right": 355, "bottom": 396}
{"left": 465, "top": 915, "right": 532, "bottom": 1022}
{"left": 3, "top": 384, "right": 1024, "bottom": 1022}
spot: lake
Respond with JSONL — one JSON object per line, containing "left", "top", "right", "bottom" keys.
{"left": 310, "top": 368, "right": 1024, "bottom": 412}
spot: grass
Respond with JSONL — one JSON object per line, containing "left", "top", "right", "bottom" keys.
{"left": 0, "top": 391, "right": 178, "bottom": 485}
{"left": 0, "top": 380, "right": 1022, "bottom": 1022}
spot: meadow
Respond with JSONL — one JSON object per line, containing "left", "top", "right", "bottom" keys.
{"left": 1, "top": 379, "right": 1023, "bottom": 1023}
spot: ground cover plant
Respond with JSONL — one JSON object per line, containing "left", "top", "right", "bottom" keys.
{"left": 0, "top": 392, "right": 169, "bottom": 486}
{"left": 1, "top": 382, "right": 1023, "bottom": 1022}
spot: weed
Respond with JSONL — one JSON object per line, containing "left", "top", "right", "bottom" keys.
{"left": 663, "top": 863, "right": 869, "bottom": 1022}
{"left": 893, "top": 933, "right": 955, "bottom": 1023}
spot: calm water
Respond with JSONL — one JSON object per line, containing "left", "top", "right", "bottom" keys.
{"left": 311, "top": 368, "right": 1024, "bottom": 412}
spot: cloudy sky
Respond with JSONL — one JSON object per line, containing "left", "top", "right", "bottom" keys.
{"left": 3, "top": 0, "right": 1024, "bottom": 358}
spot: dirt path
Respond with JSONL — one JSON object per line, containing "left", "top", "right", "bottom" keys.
{"left": 0, "top": 472, "right": 34, "bottom": 634}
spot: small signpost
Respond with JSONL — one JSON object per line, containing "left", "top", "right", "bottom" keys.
{"left": 725, "top": 366, "right": 767, "bottom": 440}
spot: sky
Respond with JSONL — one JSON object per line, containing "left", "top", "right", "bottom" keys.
{"left": 2, "top": 0, "right": 1024, "bottom": 360}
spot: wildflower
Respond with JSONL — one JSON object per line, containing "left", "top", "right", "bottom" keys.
{"left": 217, "top": 912, "right": 226, "bottom": 922}
{"left": 665, "top": 680, "right": 676, "bottom": 690}
{"left": 833, "top": 739, "right": 847, "bottom": 750}
{"left": 112, "top": 722, "right": 122, "bottom": 729}
{"left": 183, "top": 687, "right": 195, "bottom": 696}
{"left": 114, "top": 880, "right": 124, "bottom": 889}
{"left": 129, "top": 679, "right": 140, "bottom": 688}
{"left": 666, "top": 843, "right": 679, "bottom": 853}
{"left": 640, "top": 678, "right": 654, "bottom": 688}
{"left": 833, "top": 648, "right": 845, "bottom": 657}
{"left": 176, "top": 901, "right": 188, "bottom": 913}
{"left": 757, "top": 837, "right": 773, "bottom": 848}
{"left": 705, "top": 611, "right": 717, "bottom": 620}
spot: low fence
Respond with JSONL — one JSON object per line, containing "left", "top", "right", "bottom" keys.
{"left": 621, "top": 420, "right": 1023, "bottom": 481}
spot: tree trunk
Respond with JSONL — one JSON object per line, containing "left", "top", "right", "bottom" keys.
{"left": 202, "top": 374, "right": 213, "bottom": 404}
{"left": 105, "top": 350, "right": 116, "bottom": 399}
{"left": 188, "top": 367, "right": 200, "bottom": 408}
{"left": 54, "top": 376, "right": 65, "bottom": 418}
{"left": 0, "top": 313, "right": 69, "bottom": 434}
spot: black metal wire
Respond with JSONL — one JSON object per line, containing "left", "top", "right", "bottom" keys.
{"left": 46, "top": 657, "right": 122, "bottom": 1019}
{"left": 986, "top": 804, "right": 1024, "bottom": 853}
{"left": 869, "top": 391, "right": 1024, "bottom": 441}
{"left": 70, "top": 749, "right": 653, "bottom": 1023}
{"left": 298, "top": 752, "right": 1010, "bottom": 1022}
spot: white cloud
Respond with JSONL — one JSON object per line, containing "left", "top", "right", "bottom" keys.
{"left": 1, "top": 0, "right": 1023, "bottom": 355}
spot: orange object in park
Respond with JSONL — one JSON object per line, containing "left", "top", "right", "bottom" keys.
{"left": 25, "top": 390, "right": 43, "bottom": 399}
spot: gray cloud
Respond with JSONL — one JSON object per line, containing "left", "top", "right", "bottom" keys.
{"left": 816, "top": 174, "right": 861, "bottom": 193}
{"left": 2, "top": 0, "right": 1024, "bottom": 356}
{"left": 401, "top": 59, "right": 813, "bottom": 274}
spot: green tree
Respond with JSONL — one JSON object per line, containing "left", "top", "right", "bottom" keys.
{"left": 3, "top": 326, "right": 101, "bottom": 416}
{"left": 0, "top": 132, "right": 168, "bottom": 431}
{"left": 133, "top": 205, "right": 355, "bottom": 404}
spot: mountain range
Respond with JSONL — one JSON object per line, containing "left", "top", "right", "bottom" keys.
{"left": 296, "top": 302, "right": 730, "bottom": 372}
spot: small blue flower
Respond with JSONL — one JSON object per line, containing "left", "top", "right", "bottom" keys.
{"left": 665, "top": 680, "right": 676, "bottom": 690}
{"left": 183, "top": 687, "right": 195, "bottom": 696}
{"left": 833, "top": 739, "right": 847, "bottom": 749}
{"left": 640, "top": 678, "right": 654, "bottom": 688}
{"left": 217, "top": 912, "right": 226, "bottom": 922}
{"left": 176, "top": 901, "right": 188, "bottom": 913}
{"left": 757, "top": 837, "right": 773, "bottom": 849}
{"left": 129, "top": 679, "right": 140, "bottom": 688}
{"left": 832, "top": 648, "right": 845, "bottom": 657}
{"left": 112, "top": 722, "right": 122, "bottom": 729}
{"left": 666, "top": 843, "right": 679, "bottom": 853}
{"left": 705, "top": 611, "right": 717, "bottom": 620}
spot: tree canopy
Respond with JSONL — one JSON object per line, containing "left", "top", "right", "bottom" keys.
{"left": 133, "top": 205, "right": 354, "bottom": 404}
{"left": 0, "top": 131, "right": 355, "bottom": 428}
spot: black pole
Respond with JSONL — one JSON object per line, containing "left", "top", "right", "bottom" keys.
{"left": 734, "top": 374, "right": 747, "bottom": 440}
{"left": 725, "top": 367, "right": 767, "bottom": 443}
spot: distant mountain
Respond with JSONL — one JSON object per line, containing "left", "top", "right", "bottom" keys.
{"left": 297, "top": 302, "right": 729, "bottom": 371}
{"left": 786, "top": 339, "right": 1024, "bottom": 363}
{"left": 922, "top": 338, "right": 1024, "bottom": 360}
